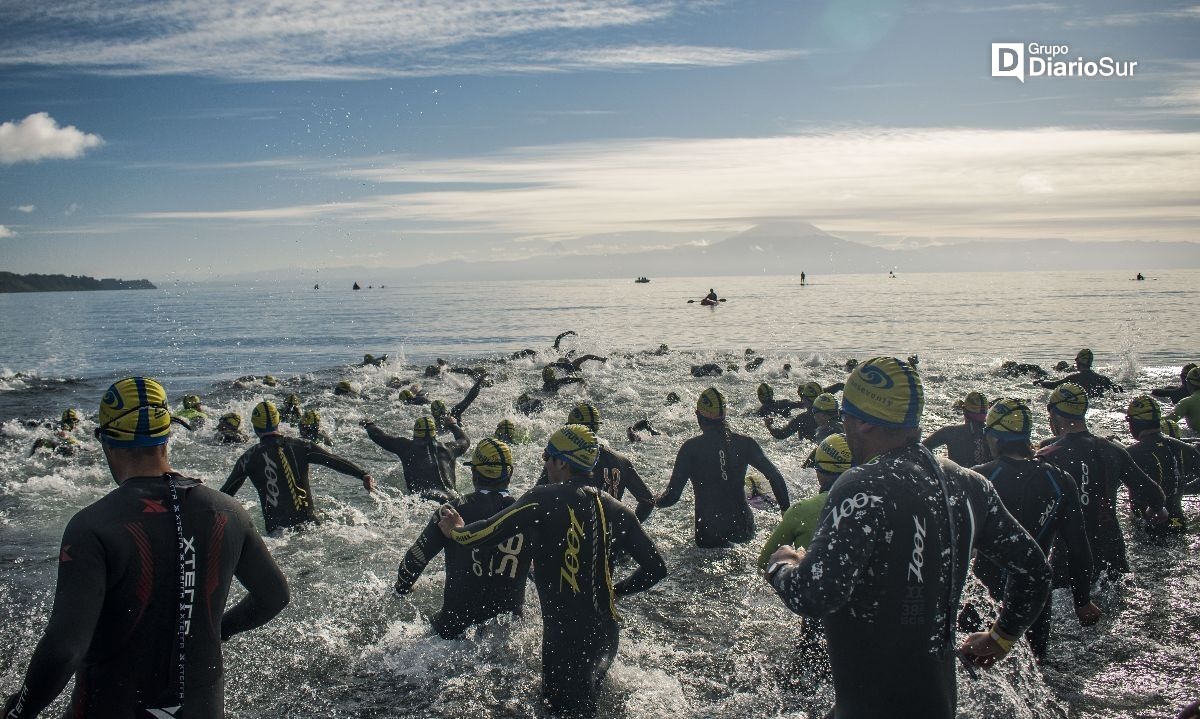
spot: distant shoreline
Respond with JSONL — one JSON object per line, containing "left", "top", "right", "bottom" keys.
{"left": 0, "top": 272, "right": 156, "bottom": 293}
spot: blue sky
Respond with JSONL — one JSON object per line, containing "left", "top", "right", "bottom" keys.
{"left": 1, "top": 0, "right": 1198, "bottom": 280}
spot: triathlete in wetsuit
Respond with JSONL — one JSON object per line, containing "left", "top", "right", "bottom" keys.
{"left": 1037, "top": 383, "right": 1167, "bottom": 579}
{"left": 759, "top": 434, "right": 850, "bottom": 569}
{"left": 764, "top": 358, "right": 1050, "bottom": 719}
{"left": 394, "top": 438, "right": 532, "bottom": 639}
{"left": 970, "top": 398, "right": 1098, "bottom": 659}
{"left": 690, "top": 363, "right": 723, "bottom": 377}
{"left": 430, "top": 375, "right": 488, "bottom": 431}
{"left": 364, "top": 415, "right": 469, "bottom": 501}
{"left": 542, "top": 366, "right": 584, "bottom": 393}
{"left": 438, "top": 425, "right": 667, "bottom": 718}
{"left": 999, "top": 360, "right": 1049, "bottom": 380}
{"left": 535, "top": 401, "right": 657, "bottom": 521}
{"left": 2, "top": 378, "right": 289, "bottom": 719}
{"left": 516, "top": 392, "right": 544, "bottom": 415}
{"left": 1039, "top": 348, "right": 1123, "bottom": 396}
{"left": 299, "top": 409, "right": 333, "bottom": 446}
{"left": 755, "top": 383, "right": 803, "bottom": 418}
{"left": 765, "top": 381, "right": 844, "bottom": 442}
{"left": 28, "top": 409, "right": 81, "bottom": 457}
{"left": 398, "top": 385, "right": 432, "bottom": 405}
{"left": 552, "top": 330, "right": 577, "bottom": 351}
{"left": 176, "top": 394, "right": 208, "bottom": 428}
{"left": 215, "top": 412, "right": 248, "bottom": 444}
{"left": 800, "top": 394, "right": 844, "bottom": 467}
{"left": 546, "top": 355, "right": 608, "bottom": 373}
{"left": 1151, "top": 363, "right": 1197, "bottom": 404}
{"left": 221, "top": 401, "right": 374, "bottom": 534}
{"left": 658, "top": 388, "right": 791, "bottom": 547}
{"left": 1125, "top": 395, "right": 1200, "bottom": 531}
{"left": 922, "top": 391, "right": 991, "bottom": 467}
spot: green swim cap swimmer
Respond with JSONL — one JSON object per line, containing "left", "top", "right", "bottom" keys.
{"left": 1125, "top": 395, "right": 1161, "bottom": 424}
{"left": 399, "top": 389, "right": 415, "bottom": 401}
{"left": 335, "top": 380, "right": 354, "bottom": 396}
{"left": 262, "top": 375, "right": 277, "bottom": 387}
{"left": 97, "top": 377, "right": 176, "bottom": 448}
{"left": 1048, "top": 382, "right": 1088, "bottom": 419}
{"left": 251, "top": 400, "right": 281, "bottom": 435}
{"left": 798, "top": 381, "right": 824, "bottom": 400}
{"left": 814, "top": 434, "right": 852, "bottom": 475}
{"left": 696, "top": 387, "right": 726, "bottom": 421}
{"left": 566, "top": 401, "right": 602, "bottom": 431}
{"left": 495, "top": 419, "right": 518, "bottom": 443}
{"left": 842, "top": 357, "right": 923, "bottom": 429}
{"left": 463, "top": 437, "right": 514, "bottom": 482}
{"left": 985, "top": 398, "right": 1032, "bottom": 441}
{"left": 182, "top": 394, "right": 202, "bottom": 411}
{"left": 811, "top": 393, "right": 838, "bottom": 414}
{"left": 545, "top": 424, "right": 599, "bottom": 472}
{"left": 413, "top": 416, "right": 437, "bottom": 439}
{"left": 757, "top": 383, "right": 774, "bottom": 404}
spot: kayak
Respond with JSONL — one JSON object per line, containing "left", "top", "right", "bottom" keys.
{"left": 700, "top": 298, "right": 718, "bottom": 306}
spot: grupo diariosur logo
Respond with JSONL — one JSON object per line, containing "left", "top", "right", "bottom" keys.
{"left": 991, "top": 43, "right": 1138, "bottom": 82}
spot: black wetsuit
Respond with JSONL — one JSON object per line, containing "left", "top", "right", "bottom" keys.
{"left": 659, "top": 425, "right": 791, "bottom": 547}
{"left": 756, "top": 398, "right": 804, "bottom": 418}
{"left": 547, "top": 355, "right": 606, "bottom": 373}
{"left": 1038, "top": 431, "right": 1166, "bottom": 578}
{"left": 450, "top": 480, "right": 667, "bottom": 717}
{"left": 1000, "top": 361, "right": 1049, "bottom": 380}
{"left": 396, "top": 489, "right": 532, "bottom": 638}
{"left": 542, "top": 375, "right": 584, "bottom": 393}
{"left": 221, "top": 435, "right": 370, "bottom": 534}
{"left": 552, "top": 330, "right": 577, "bottom": 351}
{"left": 365, "top": 422, "right": 469, "bottom": 501}
{"left": 690, "top": 363, "right": 724, "bottom": 377}
{"left": 433, "top": 377, "right": 485, "bottom": 431}
{"left": 769, "top": 445, "right": 1050, "bottom": 719}
{"left": 2, "top": 475, "right": 288, "bottom": 719}
{"left": 1127, "top": 433, "right": 1200, "bottom": 532}
{"left": 972, "top": 456, "right": 1092, "bottom": 657}
{"left": 1151, "top": 384, "right": 1192, "bottom": 404}
{"left": 537, "top": 443, "right": 657, "bottom": 522}
{"left": 1040, "top": 369, "right": 1122, "bottom": 396}
{"left": 922, "top": 422, "right": 990, "bottom": 467}
{"left": 767, "top": 410, "right": 816, "bottom": 442}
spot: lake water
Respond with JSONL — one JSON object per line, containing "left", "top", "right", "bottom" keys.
{"left": 1, "top": 270, "right": 1197, "bottom": 718}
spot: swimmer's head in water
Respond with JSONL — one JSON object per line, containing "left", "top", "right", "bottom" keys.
{"left": 301, "top": 409, "right": 320, "bottom": 428}
{"left": 285, "top": 393, "right": 301, "bottom": 408}
{"left": 60, "top": 408, "right": 80, "bottom": 429}
{"left": 1075, "top": 348, "right": 1094, "bottom": 369}
{"left": 335, "top": 380, "right": 355, "bottom": 396}
{"left": 495, "top": 419, "right": 518, "bottom": 442}
{"left": 665, "top": 391, "right": 681, "bottom": 405}
{"left": 182, "top": 394, "right": 202, "bottom": 411}
{"left": 814, "top": 434, "right": 852, "bottom": 475}
{"left": 363, "top": 354, "right": 375, "bottom": 364}
{"left": 430, "top": 400, "right": 447, "bottom": 417}
{"left": 567, "top": 401, "right": 602, "bottom": 431}
{"left": 542, "top": 367, "right": 556, "bottom": 382}
{"left": 842, "top": 357, "right": 923, "bottom": 429}
{"left": 463, "top": 437, "right": 514, "bottom": 483}
{"left": 413, "top": 416, "right": 437, "bottom": 440}
{"left": 696, "top": 387, "right": 726, "bottom": 421}
{"left": 1125, "top": 395, "right": 1162, "bottom": 425}
{"left": 262, "top": 375, "right": 277, "bottom": 387}
{"left": 985, "top": 398, "right": 1032, "bottom": 441}
{"left": 756, "top": 383, "right": 773, "bottom": 403}
{"left": 960, "top": 391, "right": 988, "bottom": 423}
{"left": 798, "top": 381, "right": 823, "bottom": 400}
{"left": 1161, "top": 418, "right": 1182, "bottom": 439}
{"left": 545, "top": 424, "right": 599, "bottom": 472}
{"left": 96, "top": 377, "right": 176, "bottom": 448}
{"left": 1188, "top": 366, "right": 1200, "bottom": 391}
{"left": 219, "top": 412, "right": 242, "bottom": 430}
{"left": 398, "top": 389, "right": 415, "bottom": 401}
{"left": 251, "top": 401, "right": 281, "bottom": 435}
{"left": 812, "top": 393, "right": 839, "bottom": 415}
{"left": 1048, "top": 382, "right": 1088, "bottom": 420}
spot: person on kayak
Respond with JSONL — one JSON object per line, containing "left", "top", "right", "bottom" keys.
{"left": 705, "top": 289, "right": 718, "bottom": 302}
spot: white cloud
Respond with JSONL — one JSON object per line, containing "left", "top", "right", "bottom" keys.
{"left": 0, "top": 113, "right": 104, "bottom": 165}
{"left": 132, "top": 127, "right": 1200, "bottom": 244}
{"left": 1067, "top": 4, "right": 1200, "bottom": 27}
{"left": 64, "top": 203, "right": 82, "bottom": 216}
{"left": 0, "top": 1, "right": 802, "bottom": 81}
{"left": 12, "top": 205, "right": 36, "bottom": 213}
{"left": 0, "top": 225, "right": 15, "bottom": 238}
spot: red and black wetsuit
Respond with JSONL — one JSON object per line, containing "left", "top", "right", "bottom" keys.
{"left": 1038, "top": 431, "right": 1166, "bottom": 578}
{"left": 221, "top": 435, "right": 369, "bottom": 534}
{"left": 449, "top": 480, "right": 666, "bottom": 718}
{"left": 2, "top": 475, "right": 288, "bottom": 719}
{"left": 923, "top": 422, "right": 990, "bottom": 467}
{"left": 396, "top": 489, "right": 532, "bottom": 638}
{"left": 659, "top": 425, "right": 791, "bottom": 547}
{"left": 1127, "top": 433, "right": 1200, "bottom": 531}
{"left": 536, "top": 443, "right": 656, "bottom": 522}
{"left": 365, "top": 422, "right": 469, "bottom": 502}
{"left": 972, "top": 456, "right": 1092, "bottom": 657}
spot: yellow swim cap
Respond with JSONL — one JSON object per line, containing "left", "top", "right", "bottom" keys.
{"left": 495, "top": 419, "right": 518, "bottom": 442}
{"left": 814, "top": 434, "right": 852, "bottom": 475}
{"left": 812, "top": 393, "right": 838, "bottom": 414}
{"left": 566, "top": 400, "right": 602, "bottom": 431}
{"left": 399, "top": 389, "right": 415, "bottom": 401}
{"left": 961, "top": 391, "right": 988, "bottom": 421}
{"left": 301, "top": 409, "right": 320, "bottom": 427}
{"left": 1188, "top": 366, "right": 1200, "bottom": 390}
{"left": 545, "top": 424, "right": 599, "bottom": 472}
{"left": 262, "top": 375, "right": 277, "bottom": 387}
{"left": 985, "top": 398, "right": 1032, "bottom": 440}
{"left": 842, "top": 357, "right": 923, "bottom": 429}
{"left": 60, "top": 408, "right": 80, "bottom": 428}
{"left": 182, "top": 394, "right": 201, "bottom": 410}
{"left": 1161, "top": 418, "right": 1182, "bottom": 439}
{"left": 413, "top": 416, "right": 437, "bottom": 439}
{"left": 219, "top": 412, "right": 242, "bottom": 429}
{"left": 463, "top": 437, "right": 514, "bottom": 482}
{"left": 251, "top": 400, "right": 281, "bottom": 434}
{"left": 97, "top": 377, "right": 174, "bottom": 448}
{"left": 335, "top": 380, "right": 354, "bottom": 395}
{"left": 1075, "top": 348, "right": 1094, "bottom": 368}
{"left": 696, "top": 387, "right": 726, "bottom": 420}
{"left": 285, "top": 393, "right": 301, "bottom": 407}
{"left": 799, "top": 381, "right": 823, "bottom": 400}
{"left": 1125, "top": 395, "right": 1161, "bottom": 424}
{"left": 757, "top": 383, "right": 773, "bottom": 403}
{"left": 1048, "top": 382, "right": 1088, "bottom": 419}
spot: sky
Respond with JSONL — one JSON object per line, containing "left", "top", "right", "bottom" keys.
{"left": 1, "top": 0, "right": 1198, "bottom": 280}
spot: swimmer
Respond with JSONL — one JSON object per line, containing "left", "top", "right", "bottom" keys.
{"left": 764, "top": 381, "right": 840, "bottom": 442}
{"left": 922, "top": 391, "right": 991, "bottom": 467}
{"left": 755, "top": 383, "right": 804, "bottom": 418}
{"left": 658, "top": 388, "right": 791, "bottom": 547}
{"left": 1151, "top": 363, "right": 1197, "bottom": 404}
{"left": 759, "top": 434, "right": 851, "bottom": 570}
{"left": 546, "top": 354, "right": 608, "bottom": 373}
{"left": 398, "top": 384, "right": 431, "bottom": 405}
{"left": 364, "top": 415, "right": 469, "bottom": 502}
{"left": 493, "top": 418, "right": 530, "bottom": 444}
{"left": 515, "top": 392, "right": 545, "bottom": 415}
{"left": 299, "top": 409, "right": 333, "bottom": 446}
{"left": 221, "top": 401, "right": 374, "bottom": 534}
{"left": 552, "top": 330, "right": 577, "bottom": 351}
{"left": 176, "top": 394, "right": 208, "bottom": 428}
{"left": 971, "top": 398, "right": 1099, "bottom": 659}
{"left": 745, "top": 356, "right": 765, "bottom": 371}
{"left": 360, "top": 353, "right": 388, "bottom": 367}
{"left": 437, "top": 426, "right": 666, "bottom": 718}
{"left": 430, "top": 374, "right": 488, "bottom": 431}
{"left": 1125, "top": 395, "right": 1200, "bottom": 532}
{"left": 1168, "top": 366, "right": 1200, "bottom": 432}
{"left": 999, "top": 360, "right": 1049, "bottom": 380}
{"left": 280, "top": 393, "right": 303, "bottom": 424}
{"left": 1039, "top": 348, "right": 1123, "bottom": 396}
{"left": 394, "top": 438, "right": 531, "bottom": 639}
{"left": 542, "top": 366, "right": 584, "bottom": 393}
{"left": 215, "top": 412, "right": 248, "bottom": 444}
{"left": 333, "top": 379, "right": 358, "bottom": 397}
{"left": 626, "top": 418, "right": 661, "bottom": 443}
{"left": 28, "top": 409, "right": 82, "bottom": 457}
{"left": 690, "top": 363, "right": 723, "bottom": 377}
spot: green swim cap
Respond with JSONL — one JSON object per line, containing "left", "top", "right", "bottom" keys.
{"left": 399, "top": 389, "right": 415, "bottom": 401}
{"left": 985, "top": 398, "right": 1032, "bottom": 441}
{"left": 495, "top": 419, "right": 518, "bottom": 443}
{"left": 842, "top": 357, "right": 923, "bottom": 429}
{"left": 1188, "top": 366, "right": 1200, "bottom": 391}
{"left": 430, "top": 399, "right": 447, "bottom": 417}
{"left": 262, "top": 375, "right": 278, "bottom": 387}
{"left": 60, "top": 408, "right": 80, "bottom": 428}
{"left": 301, "top": 409, "right": 320, "bottom": 428}
{"left": 219, "top": 412, "right": 242, "bottom": 430}
{"left": 542, "top": 367, "right": 556, "bottom": 381}
{"left": 285, "top": 393, "right": 301, "bottom": 408}
{"left": 182, "top": 394, "right": 202, "bottom": 410}
{"left": 1048, "top": 382, "right": 1088, "bottom": 419}
{"left": 814, "top": 434, "right": 852, "bottom": 475}
{"left": 757, "top": 383, "right": 773, "bottom": 403}
{"left": 798, "top": 381, "right": 823, "bottom": 400}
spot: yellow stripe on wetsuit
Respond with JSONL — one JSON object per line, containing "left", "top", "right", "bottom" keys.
{"left": 595, "top": 492, "right": 620, "bottom": 622}
{"left": 451, "top": 502, "right": 541, "bottom": 546}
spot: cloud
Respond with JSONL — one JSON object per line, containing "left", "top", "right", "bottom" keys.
{"left": 12, "top": 205, "right": 35, "bottom": 213}
{"left": 64, "top": 203, "right": 81, "bottom": 216}
{"left": 0, "top": 113, "right": 104, "bottom": 165}
{"left": 0, "top": 1, "right": 803, "bottom": 81}
{"left": 132, "top": 127, "right": 1200, "bottom": 245}
{"left": 0, "top": 225, "right": 15, "bottom": 238}
{"left": 1066, "top": 4, "right": 1200, "bottom": 26}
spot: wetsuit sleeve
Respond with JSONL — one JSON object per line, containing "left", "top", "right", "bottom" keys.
{"left": 395, "top": 514, "right": 447, "bottom": 593}
{"left": 620, "top": 461, "right": 657, "bottom": 522}
{"left": 758, "top": 504, "right": 807, "bottom": 570}
{"left": 656, "top": 443, "right": 692, "bottom": 508}
{"left": 1107, "top": 440, "right": 1166, "bottom": 510}
{"left": 969, "top": 478, "right": 1052, "bottom": 639}
{"left": 3, "top": 515, "right": 106, "bottom": 719}
{"left": 365, "top": 423, "right": 411, "bottom": 455}
{"left": 746, "top": 440, "right": 791, "bottom": 511}
{"left": 450, "top": 490, "right": 541, "bottom": 547}
{"left": 606, "top": 497, "right": 667, "bottom": 596}
{"left": 823, "top": 382, "right": 845, "bottom": 395}
{"left": 220, "top": 448, "right": 254, "bottom": 495}
{"left": 1051, "top": 469, "right": 1094, "bottom": 607}
{"left": 921, "top": 426, "right": 951, "bottom": 451}
{"left": 770, "top": 475, "right": 883, "bottom": 618}
{"left": 305, "top": 442, "right": 368, "bottom": 480}
{"left": 766, "top": 414, "right": 803, "bottom": 440}
{"left": 1039, "top": 376, "right": 1068, "bottom": 389}
{"left": 451, "top": 379, "right": 484, "bottom": 420}
{"left": 447, "top": 423, "right": 470, "bottom": 458}
{"left": 221, "top": 506, "right": 290, "bottom": 640}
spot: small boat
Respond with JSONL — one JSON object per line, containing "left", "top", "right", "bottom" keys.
{"left": 352, "top": 282, "right": 361, "bottom": 290}
{"left": 635, "top": 277, "right": 650, "bottom": 283}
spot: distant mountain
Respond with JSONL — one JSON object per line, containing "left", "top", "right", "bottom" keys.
{"left": 0, "top": 272, "right": 156, "bottom": 293}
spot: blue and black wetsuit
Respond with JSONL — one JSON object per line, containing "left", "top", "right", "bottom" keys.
{"left": 1127, "top": 433, "right": 1200, "bottom": 532}
{"left": 396, "top": 489, "right": 532, "bottom": 638}
{"left": 971, "top": 456, "right": 1092, "bottom": 657}
{"left": 365, "top": 422, "right": 469, "bottom": 502}
{"left": 449, "top": 480, "right": 666, "bottom": 717}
